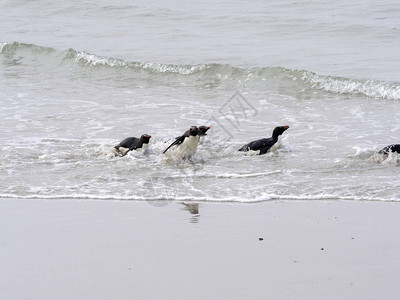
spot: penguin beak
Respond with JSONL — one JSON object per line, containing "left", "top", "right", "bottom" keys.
{"left": 283, "top": 126, "right": 290, "bottom": 130}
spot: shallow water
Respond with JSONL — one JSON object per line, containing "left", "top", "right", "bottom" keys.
{"left": 1, "top": 0, "right": 399, "bottom": 203}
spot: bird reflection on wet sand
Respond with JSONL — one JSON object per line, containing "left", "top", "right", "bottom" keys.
{"left": 182, "top": 203, "right": 200, "bottom": 223}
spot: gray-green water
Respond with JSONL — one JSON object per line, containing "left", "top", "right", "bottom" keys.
{"left": 1, "top": 0, "right": 399, "bottom": 203}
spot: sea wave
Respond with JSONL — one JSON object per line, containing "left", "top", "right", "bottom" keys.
{"left": 2, "top": 41, "right": 400, "bottom": 100}
{"left": 297, "top": 70, "right": 400, "bottom": 100}
{"left": 0, "top": 193, "right": 398, "bottom": 203}
{"left": 66, "top": 48, "right": 211, "bottom": 75}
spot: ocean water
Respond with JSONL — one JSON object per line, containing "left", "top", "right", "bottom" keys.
{"left": 1, "top": 0, "right": 399, "bottom": 203}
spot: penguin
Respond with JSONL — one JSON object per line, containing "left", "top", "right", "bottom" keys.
{"left": 198, "top": 125, "right": 211, "bottom": 142}
{"left": 378, "top": 144, "right": 400, "bottom": 155}
{"left": 176, "top": 125, "right": 210, "bottom": 142}
{"left": 114, "top": 134, "right": 152, "bottom": 157}
{"left": 239, "top": 125, "right": 290, "bottom": 155}
{"left": 163, "top": 126, "right": 199, "bottom": 159}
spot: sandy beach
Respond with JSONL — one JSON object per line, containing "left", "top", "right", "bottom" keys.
{"left": 1, "top": 198, "right": 400, "bottom": 300}
{"left": 2, "top": 1, "right": 400, "bottom": 299}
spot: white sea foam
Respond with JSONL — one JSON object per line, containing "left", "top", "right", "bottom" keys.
{"left": 0, "top": 193, "right": 397, "bottom": 203}
{"left": 213, "top": 171, "right": 282, "bottom": 178}
{"left": 300, "top": 70, "right": 400, "bottom": 100}
{"left": 72, "top": 50, "right": 208, "bottom": 74}
{"left": 0, "top": 42, "right": 9, "bottom": 53}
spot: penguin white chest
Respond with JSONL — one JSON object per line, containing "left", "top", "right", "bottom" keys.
{"left": 248, "top": 150, "right": 261, "bottom": 156}
{"left": 269, "top": 136, "right": 283, "bottom": 152}
{"left": 141, "top": 143, "right": 149, "bottom": 152}
{"left": 176, "top": 136, "right": 198, "bottom": 159}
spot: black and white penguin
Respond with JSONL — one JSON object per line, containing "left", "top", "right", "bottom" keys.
{"left": 114, "top": 134, "right": 152, "bottom": 157}
{"left": 163, "top": 126, "right": 199, "bottom": 159}
{"left": 198, "top": 125, "right": 211, "bottom": 142}
{"left": 198, "top": 125, "right": 211, "bottom": 137}
{"left": 177, "top": 125, "right": 210, "bottom": 142}
{"left": 378, "top": 144, "right": 400, "bottom": 155}
{"left": 239, "top": 125, "right": 290, "bottom": 155}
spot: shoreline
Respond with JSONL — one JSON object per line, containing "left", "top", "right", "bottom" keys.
{"left": 1, "top": 198, "right": 400, "bottom": 299}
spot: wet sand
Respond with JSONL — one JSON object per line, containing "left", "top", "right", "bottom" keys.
{"left": 1, "top": 198, "right": 400, "bottom": 299}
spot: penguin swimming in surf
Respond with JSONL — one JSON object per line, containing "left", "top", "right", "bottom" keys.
{"left": 378, "top": 144, "right": 400, "bottom": 155}
{"left": 163, "top": 126, "right": 199, "bottom": 159}
{"left": 177, "top": 125, "right": 210, "bottom": 142}
{"left": 239, "top": 126, "right": 290, "bottom": 155}
{"left": 114, "top": 134, "right": 152, "bottom": 157}
{"left": 198, "top": 125, "right": 211, "bottom": 142}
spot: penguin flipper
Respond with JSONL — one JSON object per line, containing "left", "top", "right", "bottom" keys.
{"left": 119, "top": 149, "right": 131, "bottom": 157}
{"left": 163, "top": 136, "right": 185, "bottom": 154}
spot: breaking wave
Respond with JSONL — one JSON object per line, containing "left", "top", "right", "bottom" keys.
{"left": 1, "top": 193, "right": 398, "bottom": 203}
{"left": 2, "top": 41, "right": 400, "bottom": 100}
{"left": 296, "top": 70, "right": 400, "bottom": 100}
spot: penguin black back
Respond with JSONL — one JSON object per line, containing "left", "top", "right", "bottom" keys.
{"left": 115, "top": 134, "right": 151, "bottom": 150}
{"left": 115, "top": 134, "right": 152, "bottom": 157}
{"left": 239, "top": 125, "right": 290, "bottom": 155}
{"left": 379, "top": 144, "right": 400, "bottom": 155}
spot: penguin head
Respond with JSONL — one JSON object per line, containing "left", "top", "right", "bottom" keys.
{"left": 140, "top": 134, "right": 152, "bottom": 144}
{"left": 272, "top": 126, "right": 289, "bottom": 138}
{"left": 189, "top": 126, "right": 199, "bottom": 136}
{"left": 198, "top": 125, "right": 211, "bottom": 136}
